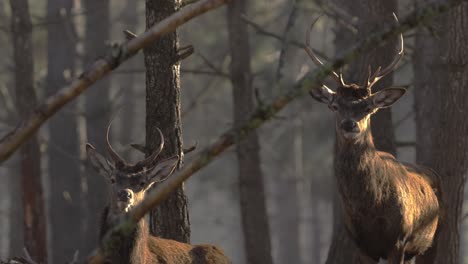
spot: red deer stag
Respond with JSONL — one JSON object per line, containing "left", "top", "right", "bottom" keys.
{"left": 305, "top": 17, "right": 440, "bottom": 264}
{"left": 86, "top": 125, "right": 231, "bottom": 264}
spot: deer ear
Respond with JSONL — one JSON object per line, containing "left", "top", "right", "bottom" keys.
{"left": 146, "top": 156, "right": 179, "bottom": 185}
{"left": 86, "top": 143, "right": 113, "bottom": 179}
{"left": 309, "top": 85, "right": 335, "bottom": 104}
{"left": 371, "top": 88, "right": 406, "bottom": 108}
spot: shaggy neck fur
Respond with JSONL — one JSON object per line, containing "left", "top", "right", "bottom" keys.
{"left": 100, "top": 206, "right": 151, "bottom": 264}
{"left": 334, "top": 121, "right": 395, "bottom": 209}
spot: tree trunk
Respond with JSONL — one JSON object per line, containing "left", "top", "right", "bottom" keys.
{"left": 119, "top": 0, "right": 139, "bottom": 153}
{"left": 9, "top": 0, "right": 47, "bottom": 262}
{"left": 8, "top": 166, "right": 23, "bottom": 257}
{"left": 272, "top": 5, "right": 302, "bottom": 263}
{"left": 46, "top": 1, "right": 82, "bottom": 262}
{"left": 274, "top": 115, "right": 301, "bottom": 264}
{"left": 414, "top": 1, "right": 468, "bottom": 263}
{"left": 83, "top": 0, "right": 111, "bottom": 255}
{"left": 326, "top": 0, "right": 398, "bottom": 263}
{"left": 0, "top": 1, "right": 23, "bottom": 258}
{"left": 144, "top": 0, "right": 190, "bottom": 242}
{"left": 227, "top": 1, "right": 273, "bottom": 264}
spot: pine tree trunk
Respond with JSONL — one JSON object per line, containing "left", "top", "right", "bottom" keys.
{"left": 326, "top": 0, "right": 398, "bottom": 263}
{"left": 144, "top": 0, "right": 190, "bottom": 242}
{"left": 9, "top": 0, "right": 47, "bottom": 261}
{"left": 227, "top": 1, "right": 273, "bottom": 263}
{"left": 83, "top": 0, "right": 111, "bottom": 255}
{"left": 0, "top": 1, "right": 23, "bottom": 257}
{"left": 46, "top": 1, "right": 82, "bottom": 262}
{"left": 414, "top": 1, "right": 468, "bottom": 263}
{"left": 274, "top": 116, "right": 301, "bottom": 264}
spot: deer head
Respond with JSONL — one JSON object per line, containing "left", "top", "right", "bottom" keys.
{"left": 305, "top": 15, "right": 406, "bottom": 141}
{"left": 86, "top": 124, "right": 178, "bottom": 215}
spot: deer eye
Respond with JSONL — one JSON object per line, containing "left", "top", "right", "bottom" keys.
{"left": 110, "top": 178, "right": 116, "bottom": 184}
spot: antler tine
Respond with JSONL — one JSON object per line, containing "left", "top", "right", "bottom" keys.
{"left": 304, "top": 17, "right": 342, "bottom": 85}
{"left": 136, "top": 127, "right": 164, "bottom": 167}
{"left": 338, "top": 70, "right": 346, "bottom": 87}
{"left": 106, "top": 120, "right": 127, "bottom": 166}
{"left": 366, "top": 66, "right": 381, "bottom": 87}
{"left": 366, "top": 13, "right": 404, "bottom": 90}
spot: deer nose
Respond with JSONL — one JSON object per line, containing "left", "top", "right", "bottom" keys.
{"left": 117, "top": 189, "right": 132, "bottom": 202}
{"left": 340, "top": 119, "right": 358, "bottom": 132}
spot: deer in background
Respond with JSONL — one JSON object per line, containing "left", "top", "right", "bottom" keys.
{"left": 305, "top": 17, "right": 440, "bottom": 264}
{"left": 86, "top": 125, "right": 231, "bottom": 264}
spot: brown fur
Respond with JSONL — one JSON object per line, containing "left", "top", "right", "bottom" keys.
{"left": 86, "top": 141, "right": 231, "bottom": 264}
{"left": 100, "top": 206, "right": 231, "bottom": 264}
{"left": 331, "top": 87, "right": 440, "bottom": 263}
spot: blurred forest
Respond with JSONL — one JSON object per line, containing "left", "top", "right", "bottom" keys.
{"left": 0, "top": 0, "right": 467, "bottom": 263}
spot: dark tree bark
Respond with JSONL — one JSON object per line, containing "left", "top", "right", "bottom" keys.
{"left": 414, "top": 1, "right": 468, "bottom": 263}
{"left": 227, "top": 1, "right": 273, "bottom": 264}
{"left": 326, "top": 0, "right": 398, "bottom": 263}
{"left": 83, "top": 0, "right": 111, "bottom": 255}
{"left": 8, "top": 167, "right": 23, "bottom": 257}
{"left": 144, "top": 0, "right": 190, "bottom": 242}
{"left": 3, "top": 1, "right": 24, "bottom": 254}
{"left": 46, "top": 1, "right": 82, "bottom": 262}
{"left": 9, "top": 0, "right": 47, "bottom": 262}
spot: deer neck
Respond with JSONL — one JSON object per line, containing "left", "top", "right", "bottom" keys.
{"left": 336, "top": 127, "right": 376, "bottom": 159}
{"left": 100, "top": 206, "right": 151, "bottom": 264}
{"left": 334, "top": 126, "right": 383, "bottom": 204}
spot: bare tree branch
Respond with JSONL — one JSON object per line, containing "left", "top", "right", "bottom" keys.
{"left": 90, "top": 1, "right": 463, "bottom": 261}
{"left": 0, "top": 0, "right": 232, "bottom": 163}
{"left": 196, "top": 51, "right": 230, "bottom": 77}
{"left": 241, "top": 15, "right": 330, "bottom": 60}
{"left": 275, "top": 0, "right": 300, "bottom": 83}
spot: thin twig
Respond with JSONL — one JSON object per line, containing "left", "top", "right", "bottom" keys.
{"left": 124, "top": 30, "right": 195, "bottom": 63}
{"left": 275, "top": 0, "right": 300, "bottom": 82}
{"left": 181, "top": 76, "right": 221, "bottom": 117}
{"left": 196, "top": 52, "right": 230, "bottom": 78}
{"left": 241, "top": 15, "right": 330, "bottom": 60}
{"left": 175, "top": 45, "right": 195, "bottom": 62}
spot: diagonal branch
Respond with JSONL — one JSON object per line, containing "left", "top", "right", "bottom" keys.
{"left": 0, "top": 0, "right": 231, "bottom": 163}
{"left": 91, "top": 0, "right": 464, "bottom": 262}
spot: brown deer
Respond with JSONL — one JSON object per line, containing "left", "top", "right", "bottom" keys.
{"left": 86, "top": 125, "right": 231, "bottom": 264}
{"left": 305, "top": 17, "right": 440, "bottom": 264}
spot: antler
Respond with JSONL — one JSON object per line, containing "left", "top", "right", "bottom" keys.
{"left": 365, "top": 13, "right": 404, "bottom": 91}
{"left": 304, "top": 17, "right": 345, "bottom": 87}
{"left": 135, "top": 128, "right": 165, "bottom": 168}
{"left": 106, "top": 120, "right": 127, "bottom": 166}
